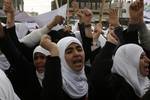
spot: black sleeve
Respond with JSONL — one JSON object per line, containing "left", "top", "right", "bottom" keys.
{"left": 88, "top": 42, "right": 116, "bottom": 100}
{"left": 0, "top": 33, "right": 35, "bottom": 78}
{"left": 90, "top": 47, "right": 101, "bottom": 65}
{"left": 5, "top": 26, "right": 21, "bottom": 48}
{"left": 123, "top": 24, "right": 139, "bottom": 45}
{"left": 141, "top": 89, "right": 150, "bottom": 100}
{"left": 78, "top": 23, "right": 93, "bottom": 62}
{"left": 41, "top": 56, "right": 63, "bottom": 100}
{"left": 6, "top": 26, "right": 34, "bottom": 62}
{"left": 91, "top": 42, "right": 116, "bottom": 81}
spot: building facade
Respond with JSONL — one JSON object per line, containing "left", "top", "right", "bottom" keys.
{"left": 0, "top": 0, "right": 24, "bottom": 11}
{"left": 51, "top": 0, "right": 111, "bottom": 24}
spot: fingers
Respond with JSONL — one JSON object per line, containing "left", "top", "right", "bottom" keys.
{"left": 130, "top": 0, "right": 143, "bottom": 11}
{"left": 76, "top": 9, "right": 83, "bottom": 18}
{"left": 129, "top": 0, "right": 144, "bottom": 24}
{"left": 3, "top": 0, "right": 15, "bottom": 13}
{"left": 40, "top": 34, "right": 59, "bottom": 56}
{"left": 109, "top": 8, "right": 118, "bottom": 17}
{"left": 109, "top": 8, "right": 120, "bottom": 27}
{"left": 107, "top": 30, "right": 119, "bottom": 45}
{"left": 47, "top": 15, "right": 64, "bottom": 29}
{"left": 40, "top": 35, "right": 51, "bottom": 50}
{"left": 93, "top": 23, "right": 102, "bottom": 34}
{"left": 55, "top": 15, "right": 65, "bottom": 25}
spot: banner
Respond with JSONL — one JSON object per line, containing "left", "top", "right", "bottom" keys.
{"left": 15, "top": 4, "right": 67, "bottom": 30}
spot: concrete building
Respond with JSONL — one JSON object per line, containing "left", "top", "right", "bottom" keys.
{"left": 51, "top": 0, "right": 111, "bottom": 25}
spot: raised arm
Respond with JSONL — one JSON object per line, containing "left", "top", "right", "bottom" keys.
{"left": 40, "top": 35, "right": 62, "bottom": 100}
{"left": 0, "top": 22, "right": 34, "bottom": 73}
{"left": 20, "top": 15, "right": 64, "bottom": 48}
{"left": 3, "top": 0, "right": 15, "bottom": 28}
{"left": 0, "top": 22, "right": 44, "bottom": 100}
{"left": 127, "top": 0, "right": 150, "bottom": 52}
{"left": 89, "top": 28, "right": 119, "bottom": 100}
{"left": 135, "top": 0, "right": 150, "bottom": 51}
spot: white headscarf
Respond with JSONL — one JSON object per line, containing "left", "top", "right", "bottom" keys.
{"left": 57, "top": 36, "right": 88, "bottom": 99}
{"left": 33, "top": 45, "right": 51, "bottom": 86}
{"left": 0, "top": 53, "right": 10, "bottom": 71}
{"left": 33, "top": 45, "right": 50, "bottom": 57}
{"left": 0, "top": 69, "right": 20, "bottom": 100}
{"left": 111, "top": 44, "right": 150, "bottom": 97}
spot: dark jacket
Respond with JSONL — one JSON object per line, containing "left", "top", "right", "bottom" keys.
{"left": 0, "top": 30, "right": 42, "bottom": 100}
{"left": 78, "top": 23, "right": 101, "bottom": 66}
{"left": 88, "top": 42, "right": 139, "bottom": 100}
{"left": 41, "top": 56, "right": 87, "bottom": 100}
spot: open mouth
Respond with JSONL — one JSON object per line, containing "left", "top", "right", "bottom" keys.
{"left": 73, "top": 59, "right": 82, "bottom": 64}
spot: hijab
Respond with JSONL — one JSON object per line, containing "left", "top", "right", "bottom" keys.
{"left": 57, "top": 36, "right": 88, "bottom": 99}
{"left": 111, "top": 44, "right": 150, "bottom": 97}
{"left": 0, "top": 69, "right": 20, "bottom": 100}
{"left": 33, "top": 45, "right": 50, "bottom": 86}
{"left": 33, "top": 45, "right": 50, "bottom": 57}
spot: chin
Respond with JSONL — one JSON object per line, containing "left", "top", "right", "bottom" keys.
{"left": 75, "top": 67, "right": 83, "bottom": 72}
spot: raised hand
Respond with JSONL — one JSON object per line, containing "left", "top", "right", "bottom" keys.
{"left": 92, "top": 23, "right": 103, "bottom": 41}
{"left": 109, "top": 8, "right": 120, "bottom": 28}
{"left": 40, "top": 35, "right": 59, "bottom": 56}
{"left": 47, "top": 15, "right": 65, "bottom": 29}
{"left": 3, "top": 0, "right": 15, "bottom": 14}
{"left": 107, "top": 28, "right": 119, "bottom": 45}
{"left": 71, "top": 0, "right": 79, "bottom": 13}
{"left": 77, "top": 8, "right": 92, "bottom": 25}
{"left": 129, "top": 0, "right": 144, "bottom": 24}
{"left": 3, "top": 0, "right": 15, "bottom": 28}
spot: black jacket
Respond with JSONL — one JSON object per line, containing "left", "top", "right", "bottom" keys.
{"left": 88, "top": 42, "right": 139, "bottom": 100}
{"left": 41, "top": 56, "right": 87, "bottom": 100}
{"left": 0, "top": 29, "right": 42, "bottom": 100}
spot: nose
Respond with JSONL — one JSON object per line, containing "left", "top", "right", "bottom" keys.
{"left": 74, "top": 49, "right": 80, "bottom": 55}
{"left": 145, "top": 56, "right": 150, "bottom": 63}
{"left": 73, "top": 49, "right": 82, "bottom": 58}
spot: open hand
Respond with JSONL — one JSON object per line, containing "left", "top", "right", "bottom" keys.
{"left": 3, "top": 0, "right": 15, "bottom": 14}
{"left": 107, "top": 28, "right": 119, "bottom": 45}
{"left": 129, "top": 0, "right": 144, "bottom": 24}
{"left": 47, "top": 15, "right": 65, "bottom": 29}
{"left": 92, "top": 23, "right": 103, "bottom": 40}
{"left": 109, "top": 8, "right": 120, "bottom": 28}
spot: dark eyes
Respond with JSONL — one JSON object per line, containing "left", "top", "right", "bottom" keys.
{"left": 34, "top": 55, "right": 46, "bottom": 60}
{"left": 140, "top": 53, "right": 146, "bottom": 59}
{"left": 65, "top": 46, "right": 83, "bottom": 54}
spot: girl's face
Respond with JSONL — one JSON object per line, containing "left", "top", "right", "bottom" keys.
{"left": 65, "top": 43, "right": 85, "bottom": 72}
{"left": 34, "top": 52, "right": 47, "bottom": 73}
{"left": 139, "top": 52, "right": 150, "bottom": 76}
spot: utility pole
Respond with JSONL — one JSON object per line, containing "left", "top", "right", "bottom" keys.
{"left": 99, "top": 0, "right": 106, "bottom": 23}
{"left": 67, "top": 0, "right": 70, "bottom": 25}
{"left": 55, "top": 0, "right": 59, "bottom": 9}
{"left": 21, "top": 0, "right": 24, "bottom": 11}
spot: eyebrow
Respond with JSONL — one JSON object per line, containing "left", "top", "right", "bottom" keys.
{"left": 65, "top": 45, "right": 82, "bottom": 51}
{"left": 65, "top": 47, "right": 73, "bottom": 52}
